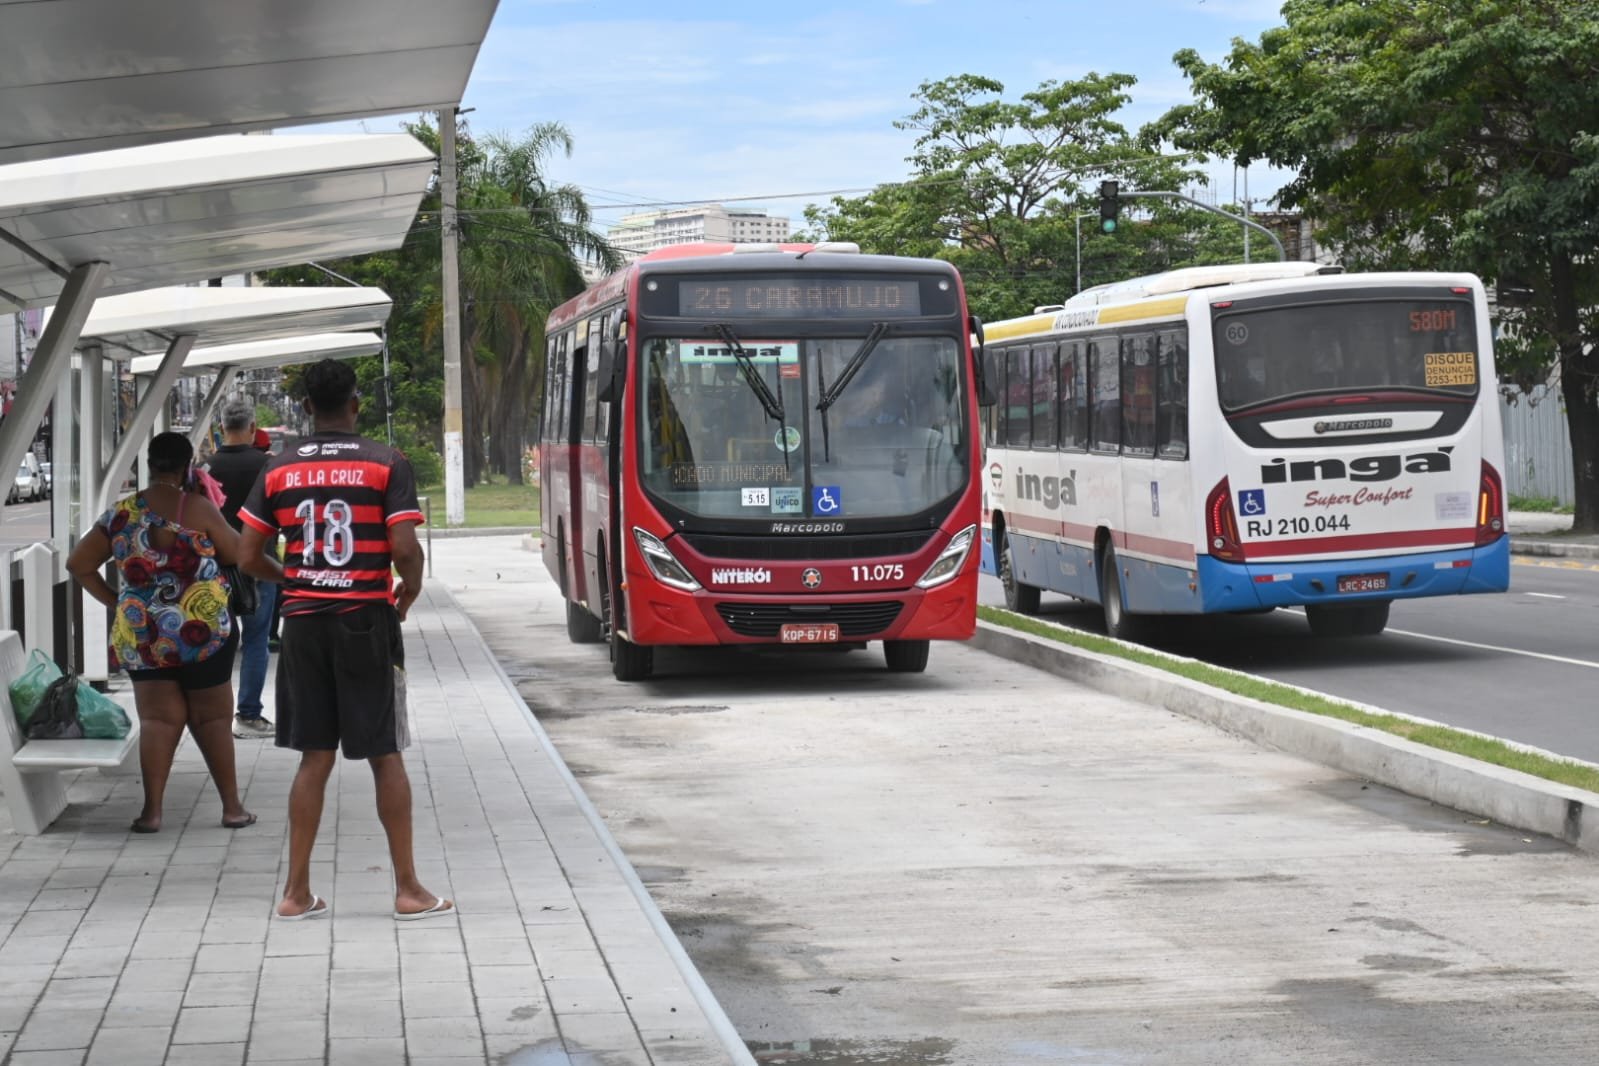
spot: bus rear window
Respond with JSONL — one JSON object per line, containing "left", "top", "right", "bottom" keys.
{"left": 1214, "top": 297, "right": 1478, "bottom": 411}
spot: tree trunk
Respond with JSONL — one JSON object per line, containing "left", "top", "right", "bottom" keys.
{"left": 1550, "top": 252, "right": 1598, "bottom": 533}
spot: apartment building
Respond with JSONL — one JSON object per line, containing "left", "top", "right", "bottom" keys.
{"left": 608, "top": 204, "right": 792, "bottom": 259}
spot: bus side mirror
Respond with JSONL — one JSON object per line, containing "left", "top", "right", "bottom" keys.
{"left": 971, "top": 315, "right": 997, "bottom": 407}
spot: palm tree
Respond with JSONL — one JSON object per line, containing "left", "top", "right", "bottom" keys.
{"left": 457, "top": 123, "right": 622, "bottom": 483}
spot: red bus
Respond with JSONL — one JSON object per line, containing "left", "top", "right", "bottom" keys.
{"left": 539, "top": 242, "right": 988, "bottom": 680}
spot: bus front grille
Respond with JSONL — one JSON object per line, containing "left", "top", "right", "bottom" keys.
{"left": 681, "top": 531, "right": 934, "bottom": 561}
{"left": 715, "top": 601, "right": 904, "bottom": 638}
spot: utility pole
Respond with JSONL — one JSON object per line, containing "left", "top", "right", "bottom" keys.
{"left": 439, "top": 107, "right": 465, "bottom": 526}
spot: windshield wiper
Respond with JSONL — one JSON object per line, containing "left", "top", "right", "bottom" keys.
{"left": 710, "top": 324, "right": 784, "bottom": 421}
{"left": 816, "top": 322, "right": 889, "bottom": 413}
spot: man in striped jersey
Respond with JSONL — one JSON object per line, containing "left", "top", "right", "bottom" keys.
{"left": 240, "top": 360, "right": 452, "bottom": 922}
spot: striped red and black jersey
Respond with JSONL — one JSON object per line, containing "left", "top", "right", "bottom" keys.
{"left": 238, "top": 431, "right": 424, "bottom": 616}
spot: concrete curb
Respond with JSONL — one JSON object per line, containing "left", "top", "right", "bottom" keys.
{"left": 1511, "top": 537, "right": 1599, "bottom": 560}
{"left": 969, "top": 620, "right": 1599, "bottom": 854}
{"left": 431, "top": 581, "right": 757, "bottom": 1066}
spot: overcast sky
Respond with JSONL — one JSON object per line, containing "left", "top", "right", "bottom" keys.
{"left": 320, "top": 0, "right": 1294, "bottom": 231}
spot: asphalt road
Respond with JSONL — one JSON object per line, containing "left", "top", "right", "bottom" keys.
{"left": 0, "top": 498, "right": 51, "bottom": 552}
{"left": 437, "top": 536, "right": 1599, "bottom": 1066}
{"left": 979, "top": 556, "right": 1599, "bottom": 763}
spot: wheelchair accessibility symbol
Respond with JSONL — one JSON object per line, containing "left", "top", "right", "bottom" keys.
{"left": 812, "top": 486, "right": 842, "bottom": 515}
{"left": 1238, "top": 489, "right": 1266, "bottom": 517}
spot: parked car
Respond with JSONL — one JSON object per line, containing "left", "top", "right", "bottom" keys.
{"left": 9, "top": 454, "right": 45, "bottom": 504}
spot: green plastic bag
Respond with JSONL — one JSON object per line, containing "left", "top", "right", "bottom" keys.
{"left": 75, "top": 680, "right": 132, "bottom": 740}
{"left": 8, "top": 648, "right": 62, "bottom": 728}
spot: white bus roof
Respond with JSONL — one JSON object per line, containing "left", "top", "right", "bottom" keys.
{"left": 1066, "top": 262, "right": 1337, "bottom": 308}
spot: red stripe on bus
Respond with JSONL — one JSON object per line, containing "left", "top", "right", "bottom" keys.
{"left": 1242, "top": 527, "right": 1474, "bottom": 559}
{"left": 1000, "top": 512, "right": 1196, "bottom": 566}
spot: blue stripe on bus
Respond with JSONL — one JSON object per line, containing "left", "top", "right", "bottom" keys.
{"left": 1196, "top": 536, "right": 1511, "bottom": 612}
{"left": 985, "top": 524, "right": 1512, "bottom": 615}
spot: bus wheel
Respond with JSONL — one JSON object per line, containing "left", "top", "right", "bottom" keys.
{"left": 883, "top": 639, "right": 930, "bottom": 673}
{"left": 998, "top": 528, "right": 1041, "bottom": 614}
{"left": 566, "top": 600, "right": 603, "bottom": 644}
{"left": 1306, "top": 601, "right": 1390, "bottom": 638}
{"left": 600, "top": 559, "right": 653, "bottom": 681}
{"left": 1098, "top": 548, "right": 1146, "bottom": 643}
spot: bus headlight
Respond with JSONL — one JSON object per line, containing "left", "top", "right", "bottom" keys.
{"left": 915, "top": 525, "right": 976, "bottom": 589}
{"left": 632, "top": 527, "right": 701, "bottom": 592}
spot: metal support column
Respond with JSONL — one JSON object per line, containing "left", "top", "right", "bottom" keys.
{"left": 96, "top": 334, "right": 195, "bottom": 520}
{"left": 187, "top": 367, "right": 240, "bottom": 448}
{"left": 0, "top": 262, "right": 108, "bottom": 508}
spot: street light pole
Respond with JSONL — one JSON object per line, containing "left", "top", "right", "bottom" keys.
{"left": 1073, "top": 211, "right": 1096, "bottom": 294}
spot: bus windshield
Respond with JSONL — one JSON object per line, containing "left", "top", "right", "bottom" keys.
{"left": 1214, "top": 296, "right": 1479, "bottom": 411}
{"left": 640, "top": 334, "right": 968, "bottom": 520}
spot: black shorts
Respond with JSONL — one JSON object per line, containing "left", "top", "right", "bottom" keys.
{"left": 275, "top": 603, "right": 408, "bottom": 760}
{"left": 127, "top": 627, "right": 239, "bottom": 690}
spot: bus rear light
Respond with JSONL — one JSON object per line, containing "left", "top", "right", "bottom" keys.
{"left": 632, "top": 527, "right": 701, "bottom": 591}
{"left": 1475, "top": 461, "right": 1505, "bottom": 546}
{"left": 916, "top": 525, "right": 976, "bottom": 589}
{"left": 1205, "top": 478, "right": 1246, "bottom": 562}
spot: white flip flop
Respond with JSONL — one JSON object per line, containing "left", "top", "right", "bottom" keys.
{"left": 393, "top": 897, "right": 455, "bottom": 922}
{"left": 275, "top": 895, "right": 329, "bottom": 922}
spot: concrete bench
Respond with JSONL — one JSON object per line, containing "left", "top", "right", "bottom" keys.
{"left": 0, "top": 630, "right": 139, "bottom": 835}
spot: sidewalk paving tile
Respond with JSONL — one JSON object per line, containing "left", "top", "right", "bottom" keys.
{"left": 0, "top": 579, "right": 748, "bottom": 1064}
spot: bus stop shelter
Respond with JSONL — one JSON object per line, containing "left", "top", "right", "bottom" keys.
{"left": 0, "top": 0, "right": 498, "bottom": 165}
{"left": 0, "top": 132, "right": 431, "bottom": 513}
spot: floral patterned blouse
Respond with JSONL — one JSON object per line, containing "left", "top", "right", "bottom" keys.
{"left": 97, "top": 494, "right": 231, "bottom": 671}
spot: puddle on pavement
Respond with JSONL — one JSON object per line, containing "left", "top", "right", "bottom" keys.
{"left": 749, "top": 1037, "right": 956, "bottom": 1064}
{"left": 1361, "top": 953, "right": 1452, "bottom": 973}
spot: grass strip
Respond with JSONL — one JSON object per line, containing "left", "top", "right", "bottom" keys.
{"left": 978, "top": 604, "right": 1599, "bottom": 794}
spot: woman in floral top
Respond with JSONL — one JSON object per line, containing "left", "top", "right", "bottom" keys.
{"left": 68, "top": 432, "right": 280, "bottom": 832}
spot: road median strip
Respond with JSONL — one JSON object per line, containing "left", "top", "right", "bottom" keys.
{"left": 973, "top": 605, "right": 1599, "bottom": 854}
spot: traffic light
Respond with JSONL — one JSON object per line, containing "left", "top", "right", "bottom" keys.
{"left": 1098, "top": 181, "right": 1120, "bottom": 234}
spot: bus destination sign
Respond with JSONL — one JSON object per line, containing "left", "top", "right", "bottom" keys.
{"left": 676, "top": 278, "right": 923, "bottom": 319}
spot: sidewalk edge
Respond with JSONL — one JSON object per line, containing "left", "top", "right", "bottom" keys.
{"left": 970, "top": 621, "right": 1599, "bottom": 854}
{"left": 430, "top": 582, "right": 757, "bottom": 1066}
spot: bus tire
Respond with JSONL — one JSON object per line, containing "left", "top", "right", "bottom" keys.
{"left": 1098, "top": 548, "right": 1147, "bottom": 644}
{"left": 599, "top": 557, "right": 653, "bottom": 681}
{"left": 566, "top": 600, "right": 603, "bottom": 644}
{"left": 883, "top": 639, "right": 930, "bottom": 673}
{"left": 998, "top": 527, "right": 1041, "bottom": 614}
{"left": 610, "top": 629, "right": 653, "bottom": 681}
{"left": 1306, "top": 601, "right": 1390, "bottom": 638}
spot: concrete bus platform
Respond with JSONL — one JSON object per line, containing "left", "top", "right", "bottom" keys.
{"left": 0, "top": 584, "right": 750, "bottom": 1065}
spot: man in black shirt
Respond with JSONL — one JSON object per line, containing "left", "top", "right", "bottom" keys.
{"left": 204, "top": 396, "right": 277, "bottom": 738}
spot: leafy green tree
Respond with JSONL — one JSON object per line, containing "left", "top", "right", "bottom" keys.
{"left": 801, "top": 73, "right": 1250, "bottom": 321}
{"left": 1153, "top": 0, "right": 1599, "bottom": 529}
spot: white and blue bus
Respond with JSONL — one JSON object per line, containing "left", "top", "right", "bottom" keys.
{"left": 979, "top": 262, "right": 1509, "bottom": 640}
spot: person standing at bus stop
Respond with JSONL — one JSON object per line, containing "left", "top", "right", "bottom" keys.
{"left": 237, "top": 360, "right": 452, "bottom": 922}
{"left": 203, "top": 397, "right": 277, "bottom": 739}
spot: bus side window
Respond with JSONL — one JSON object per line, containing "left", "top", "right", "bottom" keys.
{"left": 1157, "top": 329, "right": 1189, "bottom": 460}
{"left": 581, "top": 315, "right": 604, "bottom": 444}
{"left": 1089, "top": 336, "right": 1120, "bottom": 453}
{"left": 1060, "top": 341, "right": 1087, "bottom": 451}
{"left": 1121, "top": 332, "right": 1156, "bottom": 457}
{"left": 1031, "top": 343, "right": 1057, "bottom": 451}
{"left": 987, "top": 346, "right": 1006, "bottom": 446}
{"left": 552, "top": 334, "right": 570, "bottom": 443}
{"left": 1005, "top": 346, "right": 1031, "bottom": 449}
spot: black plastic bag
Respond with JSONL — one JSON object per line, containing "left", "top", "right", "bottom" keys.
{"left": 25, "top": 674, "right": 84, "bottom": 740}
{"left": 223, "top": 563, "right": 258, "bottom": 617}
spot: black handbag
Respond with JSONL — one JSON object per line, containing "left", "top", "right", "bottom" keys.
{"left": 25, "top": 675, "right": 85, "bottom": 740}
{"left": 223, "top": 564, "right": 259, "bottom": 617}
